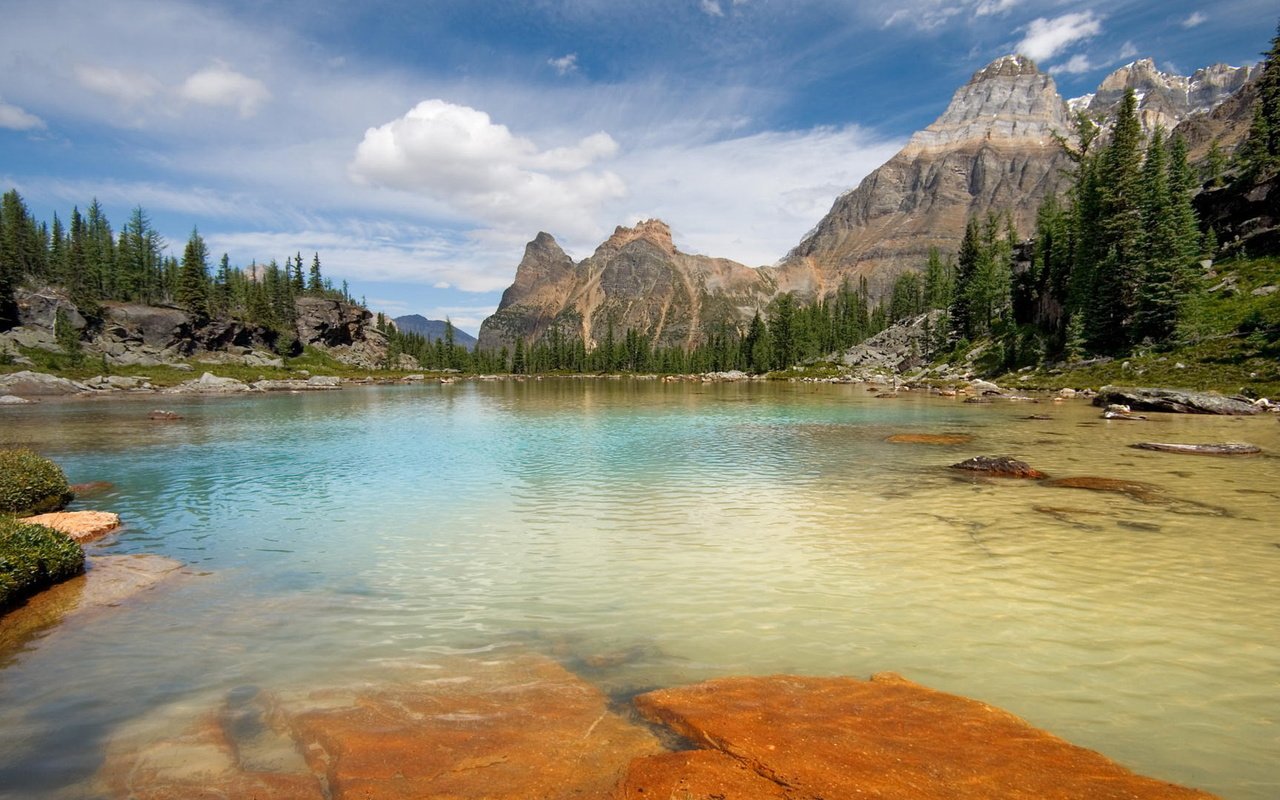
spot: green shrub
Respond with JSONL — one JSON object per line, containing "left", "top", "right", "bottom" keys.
{"left": 0, "top": 517, "right": 85, "bottom": 610}
{"left": 0, "top": 449, "right": 74, "bottom": 516}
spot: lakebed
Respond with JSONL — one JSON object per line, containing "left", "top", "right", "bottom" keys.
{"left": 1, "top": 379, "right": 1277, "bottom": 798}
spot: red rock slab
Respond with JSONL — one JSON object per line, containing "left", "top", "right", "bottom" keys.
{"left": 70, "top": 480, "right": 115, "bottom": 498}
{"left": 886, "top": 433, "right": 974, "bottom": 445}
{"left": 24, "top": 510, "right": 121, "bottom": 543}
{"left": 615, "top": 750, "right": 788, "bottom": 799}
{"left": 633, "top": 672, "right": 1218, "bottom": 800}
{"left": 100, "top": 709, "right": 322, "bottom": 800}
{"left": 283, "top": 651, "right": 663, "bottom": 799}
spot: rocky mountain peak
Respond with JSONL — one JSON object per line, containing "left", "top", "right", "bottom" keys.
{"left": 1082, "top": 59, "right": 1254, "bottom": 133}
{"left": 903, "top": 54, "right": 1069, "bottom": 154}
{"left": 599, "top": 219, "right": 676, "bottom": 254}
{"left": 525, "top": 231, "right": 568, "bottom": 261}
{"left": 969, "top": 54, "right": 1041, "bottom": 83}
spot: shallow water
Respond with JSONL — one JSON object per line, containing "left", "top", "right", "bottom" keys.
{"left": 1, "top": 380, "right": 1278, "bottom": 798}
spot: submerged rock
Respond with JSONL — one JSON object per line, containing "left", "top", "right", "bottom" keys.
{"left": 1094, "top": 386, "right": 1260, "bottom": 415}
{"left": 630, "top": 672, "right": 1217, "bottom": 799}
{"left": 69, "top": 481, "right": 114, "bottom": 498}
{"left": 1131, "top": 442, "right": 1261, "bottom": 456}
{"left": 148, "top": 409, "right": 183, "bottom": 421}
{"left": 1044, "top": 476, "right": 1162, "bottom": 502}
{"left": 886, "top": 433, "right": 974, "bottom": 445}
{"left": 616, "top": 749, "right": 789, "bottom": 799}
{"left": 23, "top": 510, "right": 121, "bottom": 543}
{"left": 950, "top": 455, "right": 1047, "bottom": 479}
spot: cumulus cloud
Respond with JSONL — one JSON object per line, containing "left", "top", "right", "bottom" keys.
{"left": 75, "top": 65, "right": 162, "bottom": 104}
{"left": 548, "top": 53, "right": 578, "bottom": 75}
{"left": 178, "top": 63, "right": 271, "bottom": 117}
{"left": 1016, "top": 11, "right": 1102, "bottom": 63}
{"left": 1049, "top": 54, "right": 1094, "bottom": 75}
{"left": 349, "top": 99, "right": 624, "bottom": 238}
{"left": 700, "top": 0, "right": 724, "bottom": 17}
{"left": 0, "top": 98, "right": 44, "bottom": 130}
{"left": 1182, "top": 11, "right": 1208, "bottom": 29}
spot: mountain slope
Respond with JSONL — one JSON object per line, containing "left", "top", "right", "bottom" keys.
{"left": 393, "top": 315, "right": 478, "bottom": 348}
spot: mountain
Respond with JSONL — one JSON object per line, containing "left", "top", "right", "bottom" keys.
{"left": 777, "top": 54, "right": 1073, "bottom": 300}
{"left": 479, "top": 53, "right": 1258, "bottom": 350}
{"left": 393, "top": 315, "right": 478, "bottom": 348}
{"left": 477, "top": 220, "right": 771, "bottom": 352}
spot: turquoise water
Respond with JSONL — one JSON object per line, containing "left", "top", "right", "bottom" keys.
{"left": 1, "top": 380, "right": 1278, "bottom": 798}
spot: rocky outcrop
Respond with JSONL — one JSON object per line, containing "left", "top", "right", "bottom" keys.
{"left": 777, "top": 55, "right": 1074, "bottom": 301}
{"left": 838, "top": 309, "right": 946, "bottom": 373}
{"left": 950, "top": 455, "right": 1047, "bottom": 478}
{"left": 1093, "top": 386, "right": 1261, "bottom": 415}
{"left": 1193, "top": 170, "right": 1280, "bottom": 257}
{"left": 294, "top": 297, "right": 388, "bottom": 368}
{"left": 629, "top": 672, "right": 1218, "bottom": 799}
{"left": 478, "top": 221, "right": 774, "bottom": 352}
{"left": 163, "top": 372, "right": 258, "bottom": 395}
{"left": 23, "top": 511, "right": 121, "bottom": 543}
{"left": 1082, "top": 59, "right": 1254, "bottom": 135}
{"left": 0, "top": 370, "right": 89, "bottom": 396}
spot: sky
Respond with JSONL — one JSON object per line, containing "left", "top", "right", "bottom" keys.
{"left": 0, "top": 0, "right": 1272, "bottom": 334}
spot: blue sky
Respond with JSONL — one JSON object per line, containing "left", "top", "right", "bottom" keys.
{"left": 0, "top": 0, "right": 1271, "bottom": 334}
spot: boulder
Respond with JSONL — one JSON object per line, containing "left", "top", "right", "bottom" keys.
{"left": 163, "top": 372, "right": 257, "bottom": 394}
{"left": 305, "top": 375, "right": 341, "bottom": 388}
{"left": 1102, "top": 403, "right": 1147, "bottom": 420}
{"left": 22, "top": 510, "right": 121, "bottom": 543}
{"left": 293, "top": 297, "right": 388, "bottom": 368}
{"left": 84, "top": 375, "right": 153, "bottom": 391}
{"left": 14, "top": 286, "right": 85, "bottom": 331}
{"left": 970, "top": 378, "right": 1002, "bottom": 394}
{"left": 69, "top": 481, "right": 114, "bottom": 498}
{"left": 148, "top": 410, "right": 183, "bottom": 421}
{"left": 0, "top": 394, "right": 33, "bottom": 405}
{"left": 0, "top": 370, "right": 89, "bottom": 396}
{"left": 950, "top": 455, "right": 1047, "bottom": 478}
{"left": 1094, "top": 386, "right": 1260, "bottom": 415}
{"left": 630, "top": 673, "right": 1217, "bottom": 800}
{"left": 1130, "top": 442, "right": 1261, "bottom": 456}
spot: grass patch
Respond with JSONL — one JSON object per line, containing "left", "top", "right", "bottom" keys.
{"left": 0, "top": 450, "right": 73, "bottom": 516}
{"left": 0, "top": 516, "right": 84, "bottom": 611}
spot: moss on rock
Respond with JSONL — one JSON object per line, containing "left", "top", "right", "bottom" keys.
{"left": 0, "top": 449, "right": 74, "bottom": 516}
{"left": 0, "top": 516, "right": 85, "bottom": 610}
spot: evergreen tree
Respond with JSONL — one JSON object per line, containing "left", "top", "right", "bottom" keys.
{"left": 54, "top": 307, "right": 83, "bottom": 366}
{"left": 511, "top": 337, "right": 526, "bottom": 374}
{"left": 1205, "top": 140, "right": 1227, "bottom": 188}
{"left": 308, "top": 253, "right": 322, "bottom": 293}
{"left": 177, "top": 228, "right": 211, "bottom": 319}
{"left": 1237, "top": 23, "right": 1280, "bottom": 176}
{"left": 923, "top": 247, "right": 953, "bottom": 310}
{"left": 768, "top": 293, "right": 798, "bottom": 370}
{"left": 949, "top": 216, "right": 980, "bottom": 342}
{"left": 1091, "top": 88, "right": 1145, "bottom": 351}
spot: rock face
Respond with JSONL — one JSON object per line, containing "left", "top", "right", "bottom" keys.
{"left": 478, "top": 221, "right": 773, "bottom": 352}
{"left": 777, "top": 55, "right": 1074, "bottom": 300}
{"left": 294, "top": 297, "right": 388, "bottom": 368}
{"left": 629, "top": 672, "right": 1218, "bottom": 800}
{"left": 1093, "top": 386, "right": 1261, "bottom": 415}
{"left": 1082, "top": 59, "right": 1254, "bottom": 135}
{"left": 839, "top": 309, "right": 947, "bottom": 373}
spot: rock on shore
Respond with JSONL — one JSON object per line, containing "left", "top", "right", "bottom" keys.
{"left": 1094, "top": 386, "right": 1260, "bottom": 415}
{"left": 23, "top": 510, "right": 121, "bottom": 543}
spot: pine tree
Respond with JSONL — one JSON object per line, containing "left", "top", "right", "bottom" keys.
{"left": 177, "top": 228, "right": 211, "bottom": 319}
{"left": 769, "top": 293, "right": 797, "bottom": 370}
{"left": 1205, "top": 140, "right": 1227, "bottom": 188}
{"left": 1135, "top": 128, "right": 1181, "bottom": 342}
{"left": 1237, "top": 23, "right": 1280, "bottom": 176}
{"left": 949, "top": 216, "right": 980, "bottom": 343}
{"left": 308, "top": 253, "right": 322, "bottom": 293}
{"left": 1091, "top": 88, "right": 1145, "bottom": 351}
{"left": 923, "top": 247, "right": 953, "bottom": 310}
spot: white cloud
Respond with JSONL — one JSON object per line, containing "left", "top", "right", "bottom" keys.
{"left": 1182, "top": 12, "right": 1208, "bottom": 29}
{"left": 75, "top": 65, "right": 162, "bottom": 104}
{"left": 700, "top": 0, "right": 724, "bottom": 18}
{"left": 178, "top": 63, "right": 271, "bottom": 117}
{"left": 349, "top": 99, "right": 625, "bottom": 239}
{"left": 1117, "top": 41, "right": 1139, "bottom": 61}
{"left": 1049, "top": 54, "right": 1094, "bottom": 75}
{"left": 0, "top": 98, "right": 44, "bottom": 130}
{"left": 974, "top": 0, "right": 1018, "bottom": 17}
{"left": 1016, "top": 11, "right": 1102, "bottom": 63}
{"left": 548, "top": 53, "right": 578, "bottom": 76}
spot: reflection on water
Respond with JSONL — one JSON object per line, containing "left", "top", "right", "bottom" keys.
{"left": 1, "top": 381, "right": 1278, "bottom": 799}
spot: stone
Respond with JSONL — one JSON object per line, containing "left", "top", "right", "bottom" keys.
{"left": 283, "top": 652, "right": 662, "bottom": 799}
{"left": 1250, "top": 285, "right": 1277, "bottom": 296}
{"left": 886, "top": 433, "right": 974, "bottom": 445}
{"left": 0, "top": 370, "right": 89, "bottom": 396}
{"left": 837, "top": 310, "right": 947, "bottom": 374}
{"left": 950, "top": 455, "right": 1047, "bottom": 479}
{"left": 70, "top": 481, "right": 114, "bottom": 498}
{"left": 163, "top": 373, "right": 257, "bottom": 394}
{"left": 148, "top": 410, "right": 184, "bottom": 421}
{"left": 0, "top": 394, "right": 33, "bottom": 404}
{"left": 1131, "top": 442, "right": 1261, "bottom": 456}
{"left": 0, "top": 555, "right": 183, "bottom": 655}
{"left": 1043, "top": 476, "right": 1162, "bottom": 502}
{"left": 1094, "top": 386, "right": 1260, "bottom": 415}
{"left": 970, "top": 379, "right": 1002, "bottom": 394}
{"left": 1102, "top": 403, "right": 1147, "bottom": 420}
{"left": 14, "top": 286, "right": 86, "bottom": 331}
{"left": 963, "top": 396, "right": 992, "bottom": 404}
{"left": 294, "top": 297, "right": 388, "bottom": 369}
{"left": 23, "top": 510, "right": 121, "bottom": 543}
{"left": 305, "top": 375, "right": 340, "bottom": 388}
{"left": 1057, "top": 387, "right": 1077, "bottom": 398}
{"left": 614, "top": 750, "right": 788, "bottom": 799}
{"left": 631, "top": 672, "right": 1218, "bottom": 800}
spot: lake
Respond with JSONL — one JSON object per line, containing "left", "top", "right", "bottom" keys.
{"left": 1, "top": 379, "right": 1277, "bottom": 798}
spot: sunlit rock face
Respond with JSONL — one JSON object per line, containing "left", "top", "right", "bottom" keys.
{"left": 478, "top": 220, "right": 774, "bottom": 352}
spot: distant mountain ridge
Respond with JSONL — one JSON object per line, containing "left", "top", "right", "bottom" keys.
{"left": 393, "top": 315, "right": 478, "bottom": 348}
{"left": 480, "top": 51, "right": 1258, "bottom": 351}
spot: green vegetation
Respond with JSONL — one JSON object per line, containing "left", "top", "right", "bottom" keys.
{"left": 0, "top": 449, "right": 74, "bottom": 516}
{"left": 0, "top": 516, "right": 84, "bottom": 611}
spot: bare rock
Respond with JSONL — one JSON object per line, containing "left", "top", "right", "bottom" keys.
{"left": 1131, "top": 442, "right": 1261, "bottom": 456}
{"left": 0, "top": 394, "right": 34, "bottom": 404}
{"left": 148, "top": 410, "right": 184, "bottom": 421}
{"left": 1095, "top": 386, "right": 1260, "bottom": 415}
{"left": 615, "top": 750, "right": 788, "bottom": 799}
{"left": 0, "top": 370, "right": 89, "bottom": 396}
{"left": 23, "top": 510, "right": 121, "bottom": 543}
{"left": 631, "top": 672, "right": 1217, "bottom": 800}
{"left": 950, "top": 455, "right": 1047, "bottom": 478}
{"left": 886, "top": 433, "right": 974, "bottom": 445}
{"left": 163, "top": 372, "right": 257, "bottom": 395}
